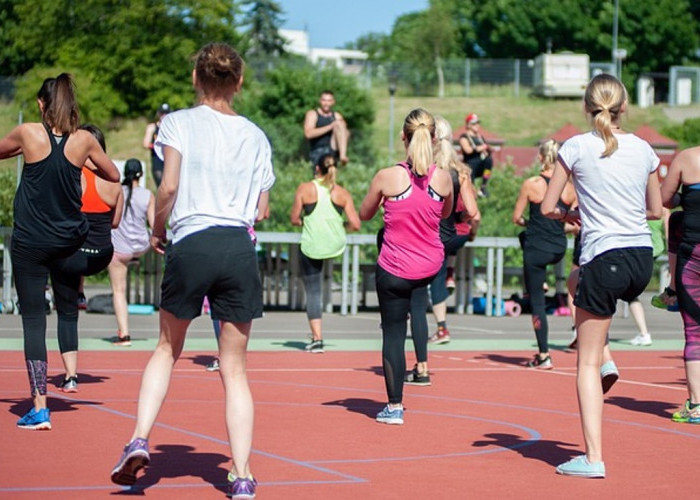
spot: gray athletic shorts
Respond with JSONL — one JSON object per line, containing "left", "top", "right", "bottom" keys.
{"left": 160, "top": 226, "right": 263, "bottom": 322}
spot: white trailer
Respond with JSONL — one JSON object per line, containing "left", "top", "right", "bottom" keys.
{"left": 533, "top": 53, "right": 590, "bottom": 98}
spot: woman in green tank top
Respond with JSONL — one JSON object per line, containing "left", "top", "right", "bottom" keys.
{"left": 291, "top": 154, "right": 361, "bottom": 352}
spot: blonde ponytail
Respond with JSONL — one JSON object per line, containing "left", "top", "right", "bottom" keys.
{"left": 539, "top": 139, "right": 559, "bottom": 171}
{"left": 584, "top": 74, "right": 626, "bottom": 158}
{"left": 403, "top": 108, "right": 435, "bottom": 175}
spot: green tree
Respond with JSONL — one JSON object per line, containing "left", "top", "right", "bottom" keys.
{"left": 241, "top": 0, "right": 287, "bottom": 57}
{"left": 4, "top": 0, "right": 243, "bottom": 123}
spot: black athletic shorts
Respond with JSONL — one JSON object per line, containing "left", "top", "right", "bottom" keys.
{"left": 160, "top": 226, "right": 263, "bottom": 322}
{"left": 574, "top": 247, "right": 653, "bottom": 317}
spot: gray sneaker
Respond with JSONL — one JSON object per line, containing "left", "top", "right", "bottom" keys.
{"left": 110, "top": 438, "right": 150, "bottom": 485}
{"left": 600, "top": 361, "right": 619, "bottom": 394}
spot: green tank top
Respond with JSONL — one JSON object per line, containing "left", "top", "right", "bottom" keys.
{"left": 300, "top": 179, "right": 347, "bottom": 259}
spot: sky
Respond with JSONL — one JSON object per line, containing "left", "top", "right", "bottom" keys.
{"left": 278, "top": 0, "right": 429, "bottom": 49}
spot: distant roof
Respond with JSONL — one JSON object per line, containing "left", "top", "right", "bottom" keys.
{"left": 634, "top": 125, "right": 678, "bottom": 148}
{"left": 452, "top": 125, "right": 505, "bottom": 145}
{"left": 539, "top": 123, "right": 582, "bottom": 144}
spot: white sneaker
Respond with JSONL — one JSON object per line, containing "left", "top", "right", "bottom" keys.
{"left": 630, "top": 333, "right": 652, "bottom": 346}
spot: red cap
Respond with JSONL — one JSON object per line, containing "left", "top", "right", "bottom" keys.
{"left": 465, "top": 113, "right": 479, "bottom": 125}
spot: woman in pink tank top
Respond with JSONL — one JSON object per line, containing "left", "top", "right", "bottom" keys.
{"left": 360, "top": 108, "right": 453, "bottom": 425}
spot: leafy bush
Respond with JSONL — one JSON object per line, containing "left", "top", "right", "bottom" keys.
{"left": 0, "top": 167, "right": 16, "bottom": 227}
{"left": 239, "top": 62, "right": 376, "bottom": 167}
{"left": 662, "top": 117, "right": 700, "bottom": 150}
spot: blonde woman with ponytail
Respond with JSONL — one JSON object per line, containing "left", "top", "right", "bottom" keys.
{"left": 360, "top": 108, "right": 452, "bottom": 425}
{"left": 290, "top": 153, "right": 361, "bottom": 353}
{"left": 513, "top": 139, "right": 576, "bottom": 370}
{"left": 541, "top": 73, "right": 662, "bottom": 478}
{"left": 0, "top": 74, "right": 119, "bottom": 431}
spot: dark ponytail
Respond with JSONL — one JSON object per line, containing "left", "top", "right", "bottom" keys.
{"left": 38, "top": 73, "right": 79, "bottom": 135}
{"left": 122, "top": 159, "right": 143, "bottom": 213}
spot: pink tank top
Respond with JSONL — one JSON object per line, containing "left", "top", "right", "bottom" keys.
{"left": 378, "top": 163, "right": 445, "bottom": 280}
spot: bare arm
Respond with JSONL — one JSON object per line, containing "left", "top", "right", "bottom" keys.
{"left": 646, "top": 171, "right": 663, "bottom": 220}
{"left": 256, "top": 191, "right": 270, "bottom": 222}
{"left": 290, "top": 184, "right": 305, "bottom": 226}
{"left": 661, "top": 154, "right": 683, "bottom": 208}
{"left": 541, "top": 162, "right": 570, "bottom": 219}
{"left": 512, "top": 179, "right": 531, "bottom": 226}
{"left": 111, "top": 189, "right": 124, "bottom": 228}
{"left": 359, "top": 171, "right": 385, "bottom": 221}
{"left": 341, "top": 188, "right": 361, "bottom": 232}
{"left": 143, "top": 123, "right": 156, "bottom": 149}
{"left": 0, "top": 125, "right": 24, "bottom": 159}
{"left": 304, "top": 110, "right": 334, "bottom": 140}
{"left": 146, "top": 191, "right": 156, "bottom": 228}
{"left": 85, "top": 134, "right": 120, "bottom": 183}
{"left": 458, "top": 174, "right": 479, "bottom": 221}
{"left": 150, "top": 145, "right": 180, "bottom": 253}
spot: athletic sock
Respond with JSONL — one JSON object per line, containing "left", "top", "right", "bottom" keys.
{"left": 689, "top": 401, "right": 700, "bottom": 410}
{"left": 438, "top": 321, "right": 447, "bottom": 330}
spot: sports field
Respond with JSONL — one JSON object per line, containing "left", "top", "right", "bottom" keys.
{"left": 0, "top": 292, "right": 696, "bottom": 498}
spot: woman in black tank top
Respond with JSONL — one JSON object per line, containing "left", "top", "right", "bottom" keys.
{"left": 0, "top": 74, "right": 119, "bottom": 430}
{"left": 512, "top": 140, "right": 576, "bottom": 370}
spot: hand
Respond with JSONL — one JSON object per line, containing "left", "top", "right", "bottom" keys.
{"left": 150, "top": 233, "right": 168, "bottom": 255}
{"left": 562, "top": 208, "right": 581, "bottom": 226}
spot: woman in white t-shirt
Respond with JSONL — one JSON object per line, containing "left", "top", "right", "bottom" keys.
{"left": 110, "top": 43, "right": 274, "bottom": 499}
{"left": 542, "top": 74, "right": 662, "bottom": 478}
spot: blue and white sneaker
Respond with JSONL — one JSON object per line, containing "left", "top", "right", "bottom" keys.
{"left": 600, "top": 361, "right": 619, "bottom": 395}
{"left": 376, "top": 405, "right": 404, "bottom": 425}
{"left": 556, "top": 455, "right": 606, "bottom": 478}
{"left": 16, "top": 407, "right": 51, "bottom": 430}
{"left": 110, "top": 438, "right": 150, "bottom": 485}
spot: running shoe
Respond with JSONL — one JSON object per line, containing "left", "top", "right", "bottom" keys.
{"left": 16, "top": 407, "right": 51, "bottom": 430}
{"left": 305, "top": 339, "right": 324, "bottom": 353}
{"left": 112, "top": 335, "right": 132, "bottom": 347}
{"left": 77, "top": 293, "right": 88, "bottom": 311}
{"left": 527, "top": 354, "right": 554, "bottom": 370}
{"left": 376, "top": 405, "right": 404, "bottom": 425}
{"left": 404, "top": 365, "right": 431, "bottom": 386}
{"left": 428, "top": 327, "right": 451, "bottom": 345}
{"left": 651, "top": 287, "right": 679, "bottom": 312}
{"left": 111, "top": 438, "right": 150, "bottom": 485}
{"left": 206, "top": 357, "right": 220, "bottom": 371}
{"left": 228, "top": 473, "right": 257, "bottom": 499}
{"left": 672, "top": 399, "right": 700, "bottom": 423}
{"left": 630, "top": 333, "right": 652, "bottom": 346}
{"left": 58, "top": 375, "right": 78, "bottom": 393}
{"left": 600, "top": 361, "right": 619, "bottom": 394}
{"left": 556, "top": 455, "right": 606, "bottom": 478}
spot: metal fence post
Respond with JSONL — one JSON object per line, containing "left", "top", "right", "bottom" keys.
{"left": 465, "top": 58, "right": 471, "bottom": 97}
{"left": 514, "top": 59, "right": 520, "bottom": 98}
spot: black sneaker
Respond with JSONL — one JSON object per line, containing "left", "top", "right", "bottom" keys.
{"left": 305, "top": 339, "right": 324, "bottom": 353}
{"left": 206, "top": 358, "right": 220, "bottom": 372}
{"left": 404, "top": 366, "right": 431, "bottom": 386}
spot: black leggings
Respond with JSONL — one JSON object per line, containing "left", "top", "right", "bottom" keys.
{"left": 409, "top": 286, "right": 429, "bottom": 364}
{"left": 376, "top": 265, "right": 434, "bottom": 404}
{"left": 301, "top": 253, "right": 324, "bottom": 321}
{"left": 11, "top": 239, "right": 84, "bottom": 361}
{"left": 53, "top": 246, "right": 113, "bottom": 353}
{"left": 523, "top": 245, "right": 564, "bottom": 354}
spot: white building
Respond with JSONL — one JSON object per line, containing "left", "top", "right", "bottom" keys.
{"left": 280, "top": 29, "right": 368, "bottom": 75}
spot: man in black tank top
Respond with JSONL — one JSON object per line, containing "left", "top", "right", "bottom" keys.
{"left": 304, "top": 90, "right": 350, "bottom": 169}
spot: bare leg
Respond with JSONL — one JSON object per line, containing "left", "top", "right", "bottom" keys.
{"left": 108, "top": 258, "right": 130, "bottom": 337}
{"left": 330, "top": 120, "right": 350, "bottom": 164}
{"left": 432, "top": 301, "right": 447, "bottom": 324}
{"left": 218, "top": 320, "right": 254, "bottom": 478}
{"left": 668, "top": 252, "right": 678, "bottom": 290}
{"left": 309, "top": 318, "right": 322, "bottom": 342}
{"left": 628, "top": 299, "right": 650, "bottom": 336}
{"left": 61, "top": 351, "right": 78, "bottom": 378}
{"left": 131, "top": 309, "right": 190, "bottom": 440}
{"left": 687, "top": 360, "right": 700, "bottom": 403}
{"left": 575, "top": 308, "right": 611, "bottom": 463}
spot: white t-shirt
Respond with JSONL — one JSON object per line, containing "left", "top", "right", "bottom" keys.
{"left": 154, "top": 105, "right": 275, "bottom": 243}
{"left": 558, "top": 131, "right": 659, "bottom": 265}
